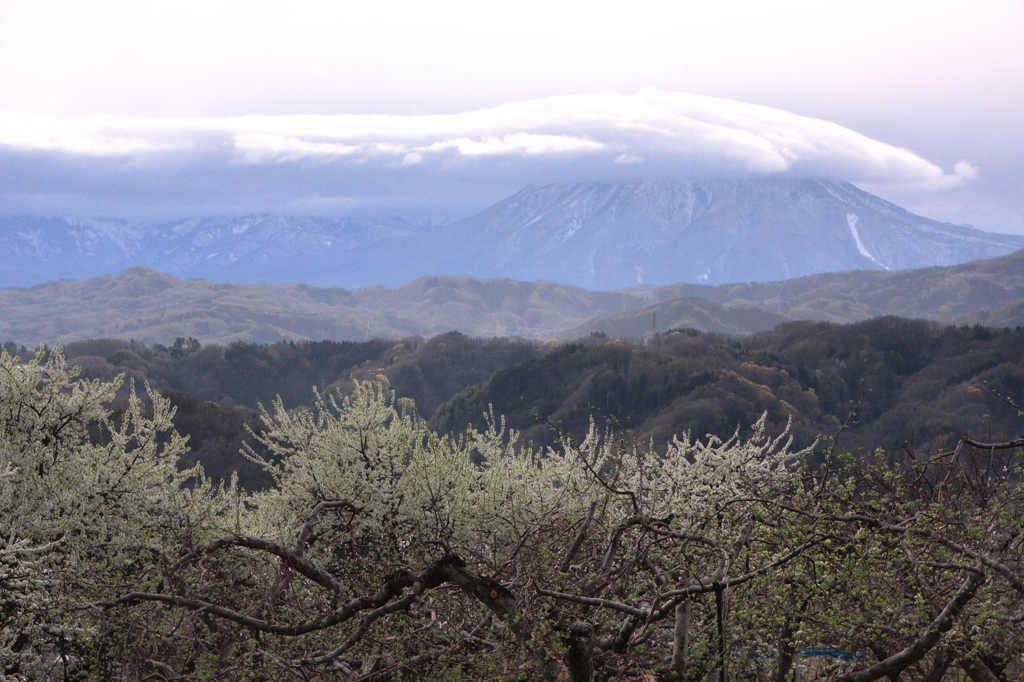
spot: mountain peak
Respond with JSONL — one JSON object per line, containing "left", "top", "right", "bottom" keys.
{"left": 2, "top": 180, "right": 1022, "bottom": 290}
{"left": 404, "top": 179, "right": 1024, "bottom": 288}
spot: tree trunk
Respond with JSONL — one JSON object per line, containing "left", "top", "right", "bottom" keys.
{"left": 716, "top": 584, "right": 726, "bottom": 682}
{"left": 773, "top": 615, "right": 797, "bottom": 682}
{"left": 672, "top": 597, "right": 692, "bottom": 679}
{"left": 564, "top": 620, "right": 595, "bottom": 682}
{"left": 961, "top": 658, "right": 1001, "bottom": 682}
{"left": 922, "top": 650, "right": 950, "bottom": 682}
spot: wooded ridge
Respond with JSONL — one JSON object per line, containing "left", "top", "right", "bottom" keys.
{"left": 9, "top": 313, "right": 1021, "bottom": 493}
{"left": 2, "top": 248, "right": 1023, "bottom": 347}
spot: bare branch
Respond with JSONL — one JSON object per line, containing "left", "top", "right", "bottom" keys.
{"left": 657, "top": 538, "right": 825, "bottom": 603}
{"left": 299, "top": 584, "right": 423, "bottom": 664}
{"left": 145, "top": 659, "right": 181, "bottom": 681}
{"left": 295, "top": 499, "right": 361, "bottom": 555}
{"left": 957, "top": 436, "right": 1024, "bottom": 451}
{"left": 109, "top": 555, "right": 517, "bottom": 644}
{"left": 974, "top": 369, "right": 1024, "bottom": 413}
{"left": 636, "top": 517, "right": 718, "bottom": 546}
{"left": 559, "top": 500, "right": 598, "bottom": 573}
{"left": 535, "top": 587, "right": 647, "bottom": 618}
{"left": 169, "top": 535, "right": 344, "bottom": 594}
{"left": 832, "top": 571, "right": 985, "bottom": 682}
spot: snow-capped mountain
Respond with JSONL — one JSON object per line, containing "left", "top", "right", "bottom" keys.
{"left": 0, "top": 214, "right": 427, "bottom": 287}
{"left": 146, "top": 214, "right": 425, "bottom": 282}
{"left": 379, "top": 180, "right": 1024, "bottom": 288}
{"left": 1, "top": 180, "right": 1022, "bottom": 289}
{"left": 0, "top": 216, "right": 150, "bottom": 286}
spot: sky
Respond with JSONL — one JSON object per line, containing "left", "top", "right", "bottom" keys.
{"left": 0, "top": 0, "right": 1022, "bottom": 231}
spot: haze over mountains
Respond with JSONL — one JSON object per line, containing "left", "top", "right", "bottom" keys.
{"left": 3, "top": 248, "right": 1024, "bottom": 348}
{"left": 0, "top": 214, "right": 429, "bottom": 288}
{"left": 2, "top": 179, "right": 1021, "bottom": 290}
{"left": 568, "top": 247, "right": 1024, "bottom": 339}
{"left": 363, "top": 180, "right": 1024, "bottom": 288}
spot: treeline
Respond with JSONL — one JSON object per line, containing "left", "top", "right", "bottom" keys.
{"left": 5, "top": 316, "right": 1022, "bottom": 488}
{"left": 26, "top": 333, "right": 541, "bottom": 488}
{"left": 435, "top": 318, "right": 1024, "bottom": 456}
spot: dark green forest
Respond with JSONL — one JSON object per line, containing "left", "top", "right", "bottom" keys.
{"left": 434, "top": 318, "right": 1024, "bottom": 456}
{"left": 5, "top": 315, "right": 1023, "bottom": 489}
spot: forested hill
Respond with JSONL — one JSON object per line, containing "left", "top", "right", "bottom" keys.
{"left": 44, "top": 333, "right": 544, "bottom": 489}
{"left": 2, "top": 248, "right": 1024, "bottom": 347}
{"left": 432, "top": 318, "right": 1024, "bottom": 456}
{"left": 0, "top": 267, "right": 643, "bottom": 346}
{"left": 585, "top": 246, "right": 1024, "bottom": 337}
{"left": 9, "top": 315, "right": 1021, "bottom": 490}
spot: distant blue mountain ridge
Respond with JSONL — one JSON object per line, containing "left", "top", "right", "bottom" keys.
{"left": 2, "top": 179, "right": 1022, "bottom": 290}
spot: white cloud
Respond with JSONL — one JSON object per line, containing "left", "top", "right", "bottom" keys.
{"left": 0, "top": 91, "right": 966, "bottom": 190}
{"left": 0, "top": 90, "right": 975, "bottom": 222}
{"left": 425, "top": 133, "right": 604, "bottom": 157}
{"left": 232, "top": 134, "right": 364, "bottom": 164}
{"left": 954, "top": 160, "right": 980, "bottom": 181}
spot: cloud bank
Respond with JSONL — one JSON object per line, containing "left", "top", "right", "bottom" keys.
{"left": 0, "top": 90, "right": 972, "bottom": 220}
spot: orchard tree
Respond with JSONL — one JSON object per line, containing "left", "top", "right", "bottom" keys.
{"left": 0, "top": 347, "right": 224, "bottom": 680}
{"left": 787, "top": 435, "right": 1024, "bottom": 682}
{"left": 101, "top": 383, "right": 1023, "bottom": 681}
{"left": 2, "top": 345, "right": 1022, "bottom": 681}
{"left": 95, "top": 384, "right": 826, "bottom": 680}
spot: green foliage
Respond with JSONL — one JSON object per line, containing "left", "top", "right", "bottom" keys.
{"left": 0, "top": 347, "right": 224, "bottom": 679}
{"left": 24, "top": 335, "right": 540, "bottom": 490}
{"left": 1, "top": 322, "right": 1022, "bottom": 680}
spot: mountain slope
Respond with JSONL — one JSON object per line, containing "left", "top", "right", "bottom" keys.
{"left": 4, "top": 247, "right": 1024, "bottom": 348}
{"left": 559, "top": 297, "right": 790, "bottom": 339}
{"left": 430, "top": 318, "right": 1024, "bottom": 456}
{"left": 379, "top": 180, "right": 1024, "bottom": 288}
{"left": 3, "top": 246, "right": 1024, "bottom": 348}
{"left": 0, "top": 216, "right": 151, "bottom": 285}
{"left": 0, "top": 268, "right": 645, "bottom": 346}
{"left": 3, "top": 179, "right": 1021, "bottom": 290}
{"left": 569, "top": 248, "right": 1024, "bottom": 338}
{"left": 0, "top": 214, "right": 426, "bottom": 287}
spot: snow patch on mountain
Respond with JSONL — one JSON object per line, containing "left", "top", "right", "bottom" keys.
{"left": 846, "top": 213, "right": 888, "bottom": 270}
{"left": 365, "top": 179, "right": 1024, "bottom": 289}
{"left": 2, "top": 180, "right": 1022, "bottom": 290}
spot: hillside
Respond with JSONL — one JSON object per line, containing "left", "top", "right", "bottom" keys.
{"left": 47, "top": 334, "right": 544, "bottom": 489}
{"left": 581, "top": 247, "right": 1024, "bottom": 338}
{"left": 3, "top": 180, "right": 1022, "bottom": 291}
{"left": 0, "top": 267, "right": 642, "bottom": 346}
{"left": 3, "top": 249, "right": 1024, "bottom": 348}
{"left": 558, "top": 297, "right": 790, "bottom": 339}
{"left": 27, "top": 317, "right": 1024, "bottom": 495}
{"left": 355, "top": 180, "right": 1024, "bottom": 288}
{"left": 432, "top": 318, "right": 1024, "bottom": 457}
